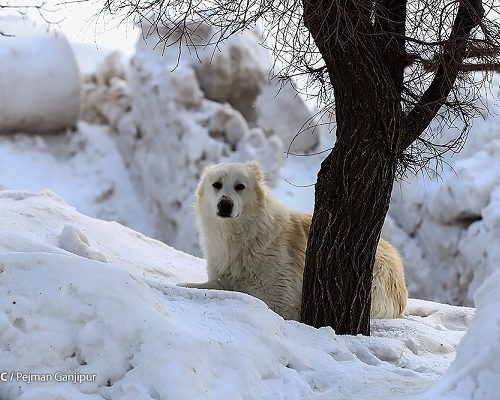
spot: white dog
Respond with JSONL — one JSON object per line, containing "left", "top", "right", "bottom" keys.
{"left": 182, "top": 161, "right": 408, "bottom": 321}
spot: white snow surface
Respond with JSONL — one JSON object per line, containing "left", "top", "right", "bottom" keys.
{"left": 2, "top": 17, "right": 500, "bottom": 399}
{"left": 0, "top": 17, "right": 80, "bottom": 134}
{"left": 0, "top": 190, "right": 481, "bottom": 400}
{"left": 420, "top": 268, "right": 500, "bottom": 400}
{"left": 3, "top": 16, "right": 500, "bottom": 308}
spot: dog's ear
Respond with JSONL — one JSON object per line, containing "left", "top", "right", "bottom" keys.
{"left": 246, "top": 161, "right": 265, "bottom": 184}
{"left": 247, "top": 161, "right": 266, "bottom": 203}
{"left": 196, "top": 183, "right": 204, "bottom": 200}
{"left": 196, "top": 167, "right": 212, "bottom": 201}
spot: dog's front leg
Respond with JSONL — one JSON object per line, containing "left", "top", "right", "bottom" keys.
{"left": 177, "top": 281, "right": 224, "bottom": 290}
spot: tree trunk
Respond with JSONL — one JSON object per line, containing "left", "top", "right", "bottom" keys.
{"left": 300, "top": 1, "right": 404, "bottom": 335}
{"left": 300, "top": 121, "right": 399, "bottom": 335}
{"left": 299, "top": 0, "right": 484, "bottom": 335}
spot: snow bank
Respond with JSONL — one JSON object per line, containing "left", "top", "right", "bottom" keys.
{"left": 0, "top": 17, "right": 80, "bottom": 134}
{"left": 1, "top": 16, "right": 322, "bottom": 256}
{"left": 256, "top": 80, "right": 322, "bottom": 153}
{"left": 0, "top": 190, "right": 476, "bottom": 399}
{"left": 78, "top": 20, "right": 327, "bottom": 254}
{"left": 0, "top": 17, "right": 319, "bottom": 254}
{"left": 135, "top": 20, "right": 320, "bottom": 152}
{"left": 386, "top": 80, "right": 500, "bottom": 306}
{"left": 0, "top": 190, "right": 203, "bottom": 282}
{"left": 421, "top": 268, "right": 500, "bottom": 399}
{"left": 135, "top": 22, "right": 267, "bottom": 121}
{"left": 0, "top": 122, "right": 154, "bottom": 239}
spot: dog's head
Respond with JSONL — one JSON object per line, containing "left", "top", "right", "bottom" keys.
{"left": 196, "top": 161, "right": 265, "bottom": 221}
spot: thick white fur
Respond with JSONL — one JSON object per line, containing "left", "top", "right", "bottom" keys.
{"left": 184, "top": 161, "right": 408, "bottom": 320}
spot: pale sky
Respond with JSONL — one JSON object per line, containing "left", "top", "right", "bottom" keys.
{"left": 4, "top": 0, "right": 138, "bottom": 53}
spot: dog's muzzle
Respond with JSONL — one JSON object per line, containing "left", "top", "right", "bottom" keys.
{"left": 217, "top": 197, "right": 234, "bottom": 218}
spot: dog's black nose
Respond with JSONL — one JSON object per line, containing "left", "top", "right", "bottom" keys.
{"left": 217, "top": 197, "right": 233, "bottom": 217}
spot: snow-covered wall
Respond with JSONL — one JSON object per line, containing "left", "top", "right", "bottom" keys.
{"left": 0, "top": 17, "right": 80, "bottom": 134}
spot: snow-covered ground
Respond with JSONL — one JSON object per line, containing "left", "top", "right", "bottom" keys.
{"left": 2, "top": 13, "right": 500, "bottom": 400}
{"left": 0, "top": 190, "right": 481, "bottom": 400}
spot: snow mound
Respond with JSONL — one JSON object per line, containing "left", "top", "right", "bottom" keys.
{"left": 80, "top": 47, "right": 285, "bottom": 255}
{"left": 0, "top": 190, "right": 202, "bottom": 283}
{"left": 421, "top": 268, "right": 500, "bottom": 400}
{"left": 385, "top": 78, "right": 500, "bottom": 306}
{"left": 136, "top": 22, "right": 267, "bottom": 122}
{"left": 0, "top": 17, "right": 80, "bottom": 134}
{"left": 135, "top": 20, "right": 320, "bottom": 152}
{"left": 0, "top": 190, "right": 477, "bottom": 399}
{"left": 0, "top": 122, "right": 155, "bottom": 239}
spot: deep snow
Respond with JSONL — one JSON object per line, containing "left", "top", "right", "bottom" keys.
{"left": 0, "top": 190, "right": 478, "bottom": 400}
{"left": 0, "top": 122, "right": 155, "bottom": 239}
{"left": 386, "top": 78, "right": 500, "bottom": 307}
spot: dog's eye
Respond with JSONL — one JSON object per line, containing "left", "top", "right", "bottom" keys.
{"left": 212, "top": 182, "right": 222, "bottom": 190}
{"left": 234, "top": 183, "right": 245, "bottom": 191}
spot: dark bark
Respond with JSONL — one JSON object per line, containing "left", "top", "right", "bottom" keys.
{"left": 301, "top": 126, "right": 399, "bottom": 334}
{"left": 300, "top": 71, "right": 403, "bottom": 333}
{"left": 300, "top": 1, "right": 403, "bottom": 335}
{"left": 375, "top": 0, "right": 407, "bottom": 95}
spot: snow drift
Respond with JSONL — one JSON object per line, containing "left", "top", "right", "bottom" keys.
{"left": 80, "top": 22, "right": 324, "bottom": 254}
{"left": 135, "top": 20, "right": 321, "bottom": 153}
{"left": 0, "top": 122, "right": 154, "bottom": 239}
{"left": 422, "top": 267, "right": 500, "bottom": 400}
{"left": 0, "top": 190, "right": 482, "bottom": 400}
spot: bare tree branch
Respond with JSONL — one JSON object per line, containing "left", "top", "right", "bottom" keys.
{"left": 402, "top": 0, "right": 485, "bottom": 150}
